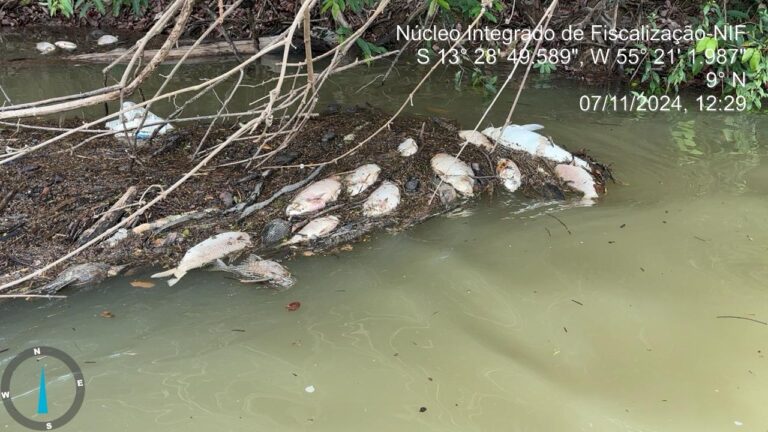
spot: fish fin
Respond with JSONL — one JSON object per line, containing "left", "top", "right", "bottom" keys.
{"left": 36, "top": 279, "right": 73, "bottom": 295}
{"left": 521, "top": 124, "right": 545, "bottom": 131}
{"left": 151, "top": 268, "right": 176, "bottom": 278}
{"left": 209, "top": 259, "right": 227, "bottom": 272}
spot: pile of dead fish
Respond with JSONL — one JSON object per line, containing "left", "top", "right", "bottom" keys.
{"left": 460, "top": 123, "right": 599, "bottom": 201}
{"left": 40, "top": 125, "right": 603, "bottom": 295}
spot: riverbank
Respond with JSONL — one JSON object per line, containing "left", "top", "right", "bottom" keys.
{"left": 0, "top": 107, "right": 610, "bottom": 295}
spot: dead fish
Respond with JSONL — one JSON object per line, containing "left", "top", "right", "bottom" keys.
{"left": 97, "top": 35, "right": 119, "bottom": 46}
{"left": 285, "top": 215, "right": 340, "bottom": 245}
{"left": 213, "top": 255, "right": 295, "bottom": 288}
{"left": 54, "top": 41, "right": 77, "bottom": 51}
{"left": 458, "top": 130, "right": 494, "bottom": 152}
{"left": 344, "top": 164, "right": 381, "bottom": 196}
{"left": 152, "top": 232, "right": 252, "bottom": 286}
{"left": 482, "top": 125, "right": 590, "bottom": 169}
{"left": 285, "top": 177, "right": 342, "bottom": 217}
{"left": 430, "top": 153, "right": 475, "bottom": 197}
{"left": 363, "top": 181, "right": 401, "bottom": 217}
{"left": 496, "top": 158, "right": 522, "bottom": 193}
{"left": 36, "top": 263, "right": 125, "bottom": 295}
{"left": 555, "top": 164, "right": 598, "bottom": 199}
{"left": 36, "top": 42, "right": 56, "bottom": 54}
{"left": 398, "top": 138, "right": 418, "bottom": 157}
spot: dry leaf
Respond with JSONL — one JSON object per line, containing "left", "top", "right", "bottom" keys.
{"left": 99, "top": 310, "right": 115, "bottom": 318}
{"left": 130, "top": 280, "right": 155, "bottom": 289}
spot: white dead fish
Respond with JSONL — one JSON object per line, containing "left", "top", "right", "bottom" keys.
{"left": 344, "top": 164, "right": 381, "bottom": 196}
{"left": 285, "top": 177, "right": 342, "bottom": 217}
{"left": 430, "top": 153, "right": 475, "bottom": 197}
{"left": 285, "top": 215, "right": 340, "bottom": 245}
{"left": 482, "top": 125, "right": 590, "bottom": 169}
{"left": 363, "top": 181, "right": 400, "bottom": 217}
{"left": 54, "top": 41, "right": 77, "bottom": 51}
{"left": 36, "top": 42, "right": 56, "bottom": 54}
{"left": 554, "top": 164, "right": 598, "bottom": 199}
{"left": 496, "top": 158, "right": 522, "bottom": 192}
{"left": 458, "top": 130, "right": 494, "bottom": 152}
{"left": 151, "top": 232, "right": 252, "bottom": 286}
{"left": 398, "top": 138, "right": 418, "bottom": 157}
{"left": 213, "top": 255, "right": 295, "bottom": 287}
{"left": 97, "top": 35, "right": 119, "bottom": 46}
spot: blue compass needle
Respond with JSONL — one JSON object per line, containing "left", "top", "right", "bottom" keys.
{"left": 37, "top": 367, "right": 48, "bottom": 415}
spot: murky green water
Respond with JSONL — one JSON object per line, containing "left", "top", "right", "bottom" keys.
{"left": 2, "top": 35, "right": 768, "bottom": 431}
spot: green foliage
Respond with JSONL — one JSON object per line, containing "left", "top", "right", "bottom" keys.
{"left": 321, "top": 0, "right": 378, "bottom": 19}
{"left": 631, "top": 0, "right": 768, "bottom": 110}
{"left": 335, "top": 26, "right": 386, "bottom": 62}
{"left": 534, "top": 60, "right": 556, "bottom": 75}
{"left": 470, "top": 68, "right": 497, "bottom": 95}
{"left": 47, "top": 0, "right": 146, "bottom": 16}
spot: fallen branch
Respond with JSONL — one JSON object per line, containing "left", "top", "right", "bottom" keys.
{"left": 238, "top": 166, "right": 323, "bottom": 220}
{"left": 77, "top": 186, "right": 137, "bottom": 246}
{"left": 132, "top": 208, "right": 218, "bottom": 235}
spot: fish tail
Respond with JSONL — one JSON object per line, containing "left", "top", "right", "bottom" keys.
{"left": 167, "top": 271, "right": 186, "bottom": 287}
{"left": 151, "top": 268, "right": 177, "bottom": 278}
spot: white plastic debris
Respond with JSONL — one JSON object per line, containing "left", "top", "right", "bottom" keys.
{"left": 97, "top": 35, "right": 119, "bottom": 46}
{"left": 397, "top": 138, "right": 418, "bottom": 157}
{"left": 363, "top": 181, "right": 400, "bottom": 217}
{"left": 344, "top": 164, "right": 381, "bottom": 197}
{"left": 343, "top": 133, "right": 355, "bottom": 143}
{"left": 496, "top": 158, "right": 522, "bottom": 193}
{"left": 36, "top": 42, "right": 56, "bottom": 54}
{"left": 482, "top": 124, "right": 590, "bottom": 169}
{"left": 430, "top": 153, "right": 475, "bottom": 197}
{"left": 54, "top": 41, "right": 77, "bottom": 51}
{"left": 105, "top": 101, "right": 174, "bottom": 140}
{"left": 304, "top": 385, "right": 315, "bottom": 393}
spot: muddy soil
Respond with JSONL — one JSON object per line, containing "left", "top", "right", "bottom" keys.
{"left": 0, "top": 106, "right": 610, "bottom": 294}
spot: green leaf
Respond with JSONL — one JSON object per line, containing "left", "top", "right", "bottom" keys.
{"left": 427, "top": 0, "right": 437, "bottom": 17}
{"left": 742, "top": 48, "right": 754, "bottom": 63}
{"left": 695, "top": 37, "right": 710, "bottom": 54}
{"left": 726, "top": 10, "right": 749, "bottom": 19}
{"left": 749, "top": 50, "right": 762, "bottom": 72}
{"left": 93, "top": 0, "right": 105, "bottom": 14}
{"left": 705, "top": 38, "right": 718, "bottom": 53}
{"left": 692, "top": 55, "right": 705, "bottom": 75}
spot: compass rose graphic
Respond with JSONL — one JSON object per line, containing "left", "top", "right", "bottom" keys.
{"left": 1, "top": 347, "right": 85, "bottom": 430}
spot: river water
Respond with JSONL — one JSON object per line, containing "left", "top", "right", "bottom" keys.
{"left": 2, "top": 37, "right": 768, "bottom": 431}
